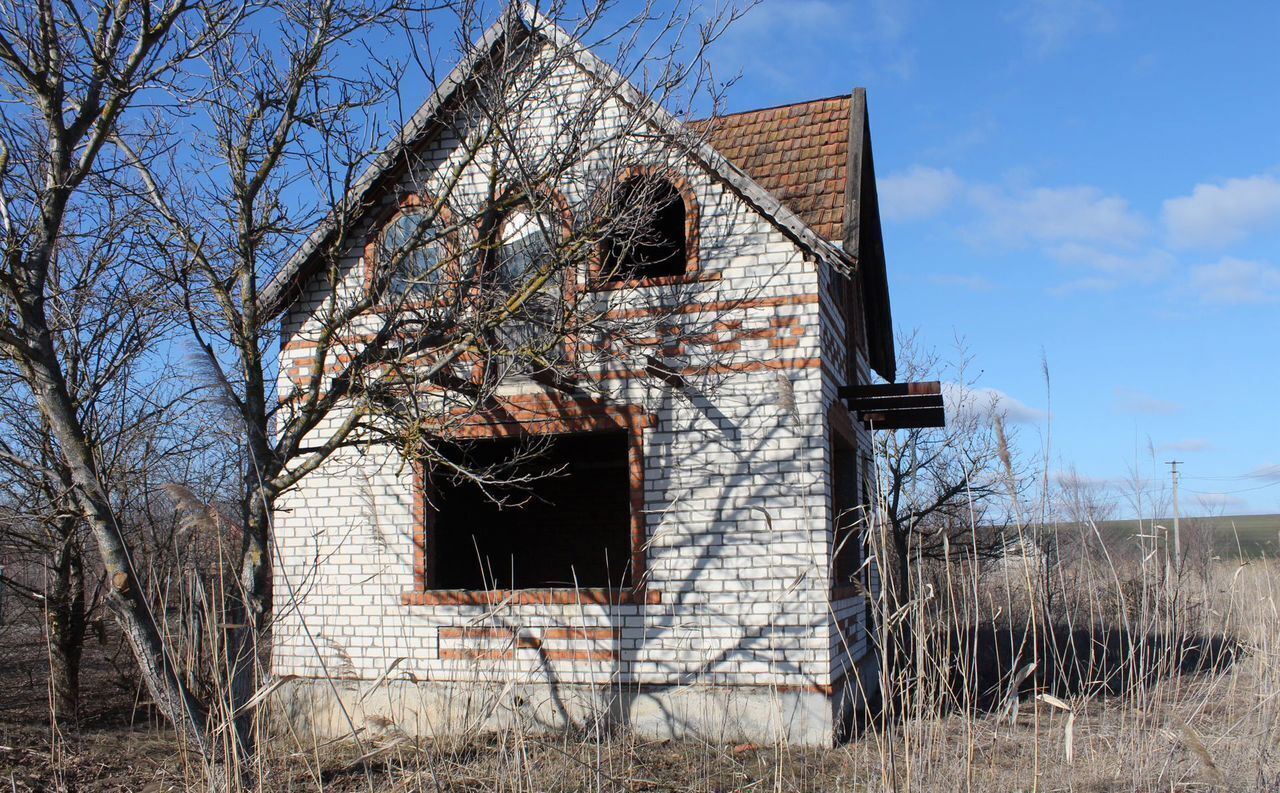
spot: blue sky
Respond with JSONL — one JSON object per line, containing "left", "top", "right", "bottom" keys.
{"left": 373, "top": 1, "right": 1277, "bottom": 516}
{"left": 699, "top": 0, "right": 1280, "bottom": 516}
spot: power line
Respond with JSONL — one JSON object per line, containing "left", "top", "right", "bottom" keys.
{"left": 1185, "top": 480, "right": 1280, "bottom": 496}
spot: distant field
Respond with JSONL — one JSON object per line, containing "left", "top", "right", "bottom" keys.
{"left": 1083, "top": 514, "right": 1280, "bottom": 559}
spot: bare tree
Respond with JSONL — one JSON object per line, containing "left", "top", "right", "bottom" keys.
{"left": 0, "top": 0, "right": 251, "bottom": 765}
{"left": 1, "top": 0, "right": 751, "bottom": 777}
{"left": 875, "top": 333, "right": 1026, "bottom": 613}
{"left": 0, "top": 175, "right": 226, "bottom": 724}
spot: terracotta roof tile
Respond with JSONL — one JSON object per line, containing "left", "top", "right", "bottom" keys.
{"left": 691, "top": 95, "right": 851, "bottom": 241}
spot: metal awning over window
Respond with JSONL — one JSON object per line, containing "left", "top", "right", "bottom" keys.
{"left": 838, "top": 381, "right": 945, "bottom": 429}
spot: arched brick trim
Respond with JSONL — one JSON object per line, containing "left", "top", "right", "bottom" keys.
{"left": 405, "top": 393, "right": 656, "bottom": 606}
{"left": 363, "top": 189, "right": 458, "bottom": 306}
{"left": 587, "top": 165, "right": 702, "bottom": 290}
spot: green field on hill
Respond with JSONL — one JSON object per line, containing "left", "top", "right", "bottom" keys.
{"left": 1084, "top": 514, "right": 1280, "bottom": 559}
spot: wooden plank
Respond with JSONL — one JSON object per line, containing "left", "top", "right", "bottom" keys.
{"left": 839, "top": 380, "right": 941, "bottom": 399}
{"left": 843, "top": 88, "right": 867, "bottom": 257}
{"left": 858, "top": 407, "right": 945, "bottom": 430}
{"left": 847, "top": 394, "right": 944, "bottom": 411}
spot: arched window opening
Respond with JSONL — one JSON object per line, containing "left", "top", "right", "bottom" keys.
{"left": 379, "top": 212, "right": 447, "bottom": 301}
{"left": 490, "top": 208, "right": 557, "bottom": 294}
{"left": 486, "top": 206, "right": 565, "bottom": 355}
{"left": 601, "top": 176, "right": 687, "bottom": 281}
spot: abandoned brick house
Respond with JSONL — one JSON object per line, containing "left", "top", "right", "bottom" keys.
{"left": 264, "top": 8, "right": 943, "bottom": 746}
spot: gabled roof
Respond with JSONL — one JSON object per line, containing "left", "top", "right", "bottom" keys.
{"left": 691, "top": 96, "right": 851, "bottom": 242}
{"left": 259, "top": 4, "right": 856, "bottom": 320}
{"left": 694, "top": 91, "right": 896, "bottom": 381}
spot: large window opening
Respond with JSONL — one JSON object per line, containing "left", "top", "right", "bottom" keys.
{"left": 831, "top": 432, "right": 864, "bottom": 588}
{"left": 431, "top": 431, "right": 632, "bottom": 590}
{"left": 600, "top": 176, "right": 688, "bottom": 281}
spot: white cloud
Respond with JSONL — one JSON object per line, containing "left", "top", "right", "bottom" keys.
{"left": 1249, "top": 464, "right": 1280, "bottom": 482}
{"left": 1188, "top": 257, "right": 1280, "bottom": 305}
{"left": 1163, "top": 175, "right": 1280, "bottom": 249}
{"left": 1010, "top": 0, "right": 1114, "bottom": 55}
{"left": 1157, "top": 439, "right": 1212, "bottom": 453}
{"left": 926, "top": 274, "right": 996, "bottom": 292}
{"left": 1048, "top": 242, "right": 1174, "bottom": 281}
{"left": 1114, "top": 387, "right": 1179, "bottom": 416}
{"left": 879, "top": 166, "right": 963, "bottom": 222}
{"left": 1194, "top": 493, "right": 1248, "bottom": 512}
{"left": 970, "top": 184, "right": 1147, "bottom": 248}
{"left": 943, "top": 383, "right": 1045, "bottom": 425}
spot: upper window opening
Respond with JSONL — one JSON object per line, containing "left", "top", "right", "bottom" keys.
{"left": 380, "top": 212, "right": 446, "bottom": 300}
{"left": 601, "top": 176, "right": 687, "bottom": 281}
{"left": 486, "top": 207, "right": 565, "bottom": 354}
{"left": 491, "top": 208, "right": 557, "bottom": 293}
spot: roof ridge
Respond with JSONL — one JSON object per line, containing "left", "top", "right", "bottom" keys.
{"left": 692, "top": 93, "right": 851, "bottom": 123}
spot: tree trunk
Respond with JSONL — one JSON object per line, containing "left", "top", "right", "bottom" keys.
{"left": 15, "top": 315, "right": 215, "bottom": 759}
{"left": 223, "top": 488, "right": 274, "bottom": 761}
{"left": 46, "top": 536, "right": 86, "bottom": 726}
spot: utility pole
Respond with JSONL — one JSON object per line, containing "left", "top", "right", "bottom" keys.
{"left": 1166, "top": 460, "right": 1182, "bottom": 570}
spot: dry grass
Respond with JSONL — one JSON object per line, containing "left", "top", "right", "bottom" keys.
{"left": 4, "top": 548, "right": 1276, "bottom": 792}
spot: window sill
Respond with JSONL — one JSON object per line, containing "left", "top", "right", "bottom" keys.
{"left": 401, "top": 588, "right": 660, "bottom": 606}
{"left": 584, "top": 271, "right": 719, "bottom": 293}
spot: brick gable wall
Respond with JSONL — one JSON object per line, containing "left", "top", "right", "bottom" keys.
{"left": 270, "top": 44, "right": 876, "bottom": 745}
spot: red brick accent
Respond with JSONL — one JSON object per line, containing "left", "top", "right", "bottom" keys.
{"left": 541, "top": 627, "right": 620, "bottom": 640}
{"left": 438, "top": 626, "right": 620, "bottom": 642}
{"left": 587, "top": 271, "right": 721, "bottom": 292}
{"left": 592, "top": 356, "right": 821, "bottom": 382}
{"left": 543, "top": 649, "right": 617, "bottom": 662}
{"left": 602, "top": 292, "right": 818, "bottom": 321}
{"left": 401, "top": 588, "right": 661, "bottom": 606}
{"left": 438, "top": 647, "right": 618, "bottom": 662}
{"left": 439, "top": 648, "right": 517, "bottom": 661}
{"left": 441, "top": 392, "right": 654, "bottom": 438}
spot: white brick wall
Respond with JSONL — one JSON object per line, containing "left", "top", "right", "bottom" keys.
{"left": 271, "top": 37, "right": 879, "bottom": 738}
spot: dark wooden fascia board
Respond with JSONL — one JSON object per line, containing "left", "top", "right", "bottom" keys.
{"left": 841, "top": 88, "right": 896, "bottom": 383}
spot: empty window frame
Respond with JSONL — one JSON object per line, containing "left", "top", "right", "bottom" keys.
{"left": 375, "top": 209, "right": 451, "bottom": 302}
{"left": 831, "top": 431, "right": 865, "bottom": 589}
{"left": 424, "top": 431, "right": 634, "bottom": 590}
{"left": 483, "top": 205, "right": 569, "bottom": 360}
{"left": 599, "top": 175, "right": 689, "bottom": 282}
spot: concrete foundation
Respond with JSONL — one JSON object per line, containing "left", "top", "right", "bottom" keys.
{"left": 274, "top": 677, "right": 838, "bottom": 746}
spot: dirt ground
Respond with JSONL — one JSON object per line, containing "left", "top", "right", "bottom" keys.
{"left": 1, "top": 604, "right": 1274, "bottom": 792}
